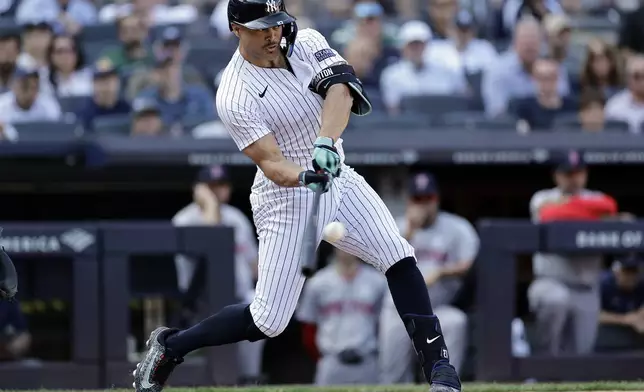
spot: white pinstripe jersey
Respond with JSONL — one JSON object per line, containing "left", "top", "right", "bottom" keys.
{"left": 215, "top": 28, "right": 347, "bottom": 194}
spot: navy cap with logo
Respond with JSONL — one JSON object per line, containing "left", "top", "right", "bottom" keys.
{"left": 554, "top": 150, "right": 587, "bottom": 172}
{"left": 13, "top": 65, "right": 39, "bottom": 79}
{"left": 615, "top": 255, "right": 643, "bottom": 270}
{"left": 160, "top": 26, "right": 183, "bottom": 44}
{"left": 409, "top": 172, "right": 439, "bottom": 197}
{"left": 196, "top": 165, "right": 229, "bottom": 184}
{"left": 132, "top": 97, "right": 160, "bottom": 117}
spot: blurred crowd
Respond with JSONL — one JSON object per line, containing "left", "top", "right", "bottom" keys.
{"left": 0, "top": 0, "right": 642, "bottom": 140}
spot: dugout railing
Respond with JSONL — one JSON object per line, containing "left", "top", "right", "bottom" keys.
{"left": 100, "top": 222, "right": 237, "bottom": 388}
{"left": 0, "top": 222, "right": 237, "bottom": 389}
{"left": 476, "top": 220, "right": 644, "bottom": 381}
{"left": 0, "top": 223, "right": 100, "bottom": 388}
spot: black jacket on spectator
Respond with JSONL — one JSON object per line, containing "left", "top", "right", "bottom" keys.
{"left": 77, "top": 98, "right": 132, "bottom": 131}
{"left": 618, "top": 5, "right": 644, "bottom": 54}
{"left": 510, "top": 96, "right": 577, "bottom": 130}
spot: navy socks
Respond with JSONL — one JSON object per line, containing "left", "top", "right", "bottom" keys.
{"left": 164, "top": 303, "right": 266, "bottom": 358}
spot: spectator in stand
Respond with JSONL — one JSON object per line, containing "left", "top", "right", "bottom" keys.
{"left": 332, "top": 2, "right": 399, "bottom": 51}
{"left": 543, "top": 13, "right": 582, "bottom": 77}
{"left": 130, "top": 97, "right": 164, "bottom": 136}
{"left": 77, "top": 59, "right": 131, "bottom": 131}
{"left": 99, "top": 15, "right": 154, "bottom": 77}
{"left": 429, "top": 10, "right": 498, "bottom": 74}
{"left": 136, "top": 53, "right": 215, "bottom": 130}
{"left": 99, "top": 0, "right": 198, "bottom": 26}
{"left": 605, "top": 55, "right": 644, "bottom": 133}
{"left": 501, "top": 0, "right": 564, "bottom": 36}
{"left": 599, "top": 256, "right": 644, "bottom": 343}
{"left": 380, "top": 21, "right": 468, "bottom": 115}
{"left": 47, "top": 34, "right": 92, "bottom": 97}
{"left": 577, "top": 89, "right": 607, "bottom": 133}
{"left": 0, "top": 301, "right": 31, "bottom": 361}
{"left": 16, "top": 0, "right": 97, "bottom": 36}
{"left": 297, "top": 249, "right": 386, "bottom": 385}
{"left": 0, "top": 33, "right": 20, "bottom": 94}
{"left": 423, "top": 0, "right": 458, "bottom": 40}
{"left": 126, "top": 26, "right": 204, "bottom": 101}
{"left": 510, "top": 58, "right": 577, "bottom": 130}
{"left": 17, "top": 18, "right": 57, "bottom": 97}
{"left": 482, "top": 17, "right": 570, "bottom": 117}
{"left": 580, "top": 39, "right": 625, "bottom": 100}
{"left": 618, "top": 1, "right": 644, "bottom": 57}
{"left": 529, "top": 151, "right": 619, "bottom": 355}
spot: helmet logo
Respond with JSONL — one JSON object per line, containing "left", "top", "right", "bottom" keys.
{"left": 266, "top": 0, "right": 279, "bottom": 13}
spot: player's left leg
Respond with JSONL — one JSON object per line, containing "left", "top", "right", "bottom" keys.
{"left": 332, "top": 168, "right": 461, "bottom": 392}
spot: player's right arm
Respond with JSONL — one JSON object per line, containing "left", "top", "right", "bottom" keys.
{"left": 217, "top": 83, "right": 328, "bottom": 190}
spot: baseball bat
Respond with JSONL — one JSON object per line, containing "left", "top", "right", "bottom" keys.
{"left": 300, "top": 187, "right": 323, "bottom": 278}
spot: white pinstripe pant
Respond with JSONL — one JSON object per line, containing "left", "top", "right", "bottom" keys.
{"left": 249, "top": 166, "right": 415, "bottom": 337}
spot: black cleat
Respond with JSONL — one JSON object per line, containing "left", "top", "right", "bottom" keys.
{"left": 133, "top": 327, "right": 183, "bottom": 392}
{"left": 430, "top": 360, "right": 462, "bottom": 392}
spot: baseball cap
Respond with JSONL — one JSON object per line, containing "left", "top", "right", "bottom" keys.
{"left": 615, "top": 255, "right": 642, "bottom": 270}
{"left": 132, "top": 98, "right": 160, "bottom": 117}
{"left": 409, "top": 172, "right": 439, "bottom": 197}
{"left": 196, "top": 165, "right": 229, "bottom": 183}
{"left": 13, "top": 65, "right": 39, "bottom": 79}
{"left": 455, "top": 10, "right": 475, "bottom": 29}
{"left": 354, "top": 2, "right": 384, "bottom": 19}
{"left": 553, "top": 150, "right": 587, "bottom": 172}
{"left": 160, "top": 26, "right": 183, "bottom": 44}
{"left": 92, "top": 58, "right": 118, "bottom": 78}
{"left": 398, "top": 21, "right": 432, "bottom": 47}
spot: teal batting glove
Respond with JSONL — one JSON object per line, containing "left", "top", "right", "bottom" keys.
{"left": 312, "top": 136, "right": 341, "bottom": 178}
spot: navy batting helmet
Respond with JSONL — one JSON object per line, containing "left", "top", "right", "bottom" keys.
{"left": 228, "top": 0, "right": 298, "bottom": 56}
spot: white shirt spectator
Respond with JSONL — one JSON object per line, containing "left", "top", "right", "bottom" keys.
{"left": 98, "top": 3, "right": 197, "bottom": 25}
{"left": 381, "top": 20, "right": 468, "bottom": 112}
{"left": 53, "top": 67, "right": 93, "bottom": 97}
{"left": 380, "top": 60, "right": 468, "bottom": 109}
{"left": 429, "top": 38, "right": 498, "bottom": 74}
{"left": 605, "top": 90, "right": 644, "bottom": 133}
{"left": 16, "top": 0, "right": 97, "bottom": 26}
{"left": 0, "top": 91, "right": 61, "bottom": 123}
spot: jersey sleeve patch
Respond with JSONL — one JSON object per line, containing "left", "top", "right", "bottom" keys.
{"left": 314, "top": 48, "right": 336, "bottom": 62}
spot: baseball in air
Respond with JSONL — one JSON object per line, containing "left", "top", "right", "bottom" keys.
{"left": 323, "top": 221, "right": 346, "bottom": 243}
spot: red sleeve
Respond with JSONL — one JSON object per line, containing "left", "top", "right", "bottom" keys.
{"left": 301, "top": 323, "right": 320, "bottom": 361}
{"left": 539, "top": 194, "right": 618, "bottom": 222}
{"left": 569, "top": 195, "right": 618, "bottom": 216}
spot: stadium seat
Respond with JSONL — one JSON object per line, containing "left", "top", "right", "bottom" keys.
{"left": 554, "top": 115, "right": 629, "bottom": 132}
{"left": 93, "top": 114, "right": 131, "bottom": 136}
{"left": 348, "top": 112, "right": 430, "bottom": 131}
{"left": 83, "top": 41, "right": 118, "bottom": 64}
{"left": 186, "top": 43, "right": 237, "bottom": 77}
{"left": 439, "top": 111, "right": 518, "bottom": 131}
{"left": 80, "top": 24, "right": 119, "bottom": 43}
{"left": 400, "top": 95, "right": 474, "bottom": 116}
{"left": 13, "top": 121, "right": 80, "bottom": 141}
{"left": 59, "top": 96, "right": 88, "bottom": 117}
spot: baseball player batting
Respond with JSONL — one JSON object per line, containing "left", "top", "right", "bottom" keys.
{"left": 132, "top": 1, "right": 461, "bottom": 391}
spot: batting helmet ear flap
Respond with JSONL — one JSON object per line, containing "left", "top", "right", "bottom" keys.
{"left": 282, "top": 21, "right": 298, "bottom": 57}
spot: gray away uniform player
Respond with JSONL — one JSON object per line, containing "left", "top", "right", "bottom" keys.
{"left": 297, "top": 250, "right": 386, "bottom": 385}
{"left": 172, "top": 166, "right": 265, "bottom": 382}
{"left": 133, "top": 1, "right": 461, "bottom": 391}
{"left": 528, "top": 152, "right": 617, "bottom": 355}
{"left": 380, "top": 173, "right": 478, "bottom": 383}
